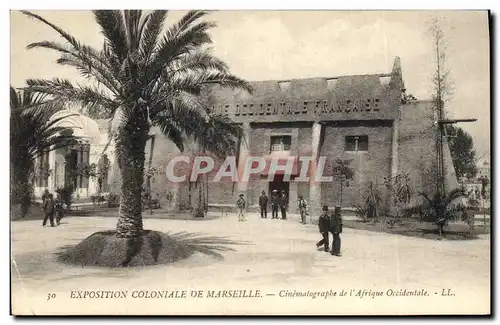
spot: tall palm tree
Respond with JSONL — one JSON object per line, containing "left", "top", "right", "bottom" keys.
{"left": 192, "top": 113, "right": 244, "bottom": 218}
{"left": 10, "top": 86, "right": 75, "bottom": 217}
{"left": 21, "top": 10, "right": 252, "bottom": 238}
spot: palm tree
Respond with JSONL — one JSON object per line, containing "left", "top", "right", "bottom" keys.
{"left": 21, "top": 10, "right": 252, "bottom": 238}
{"left": 333, "top": 159, "right": 354, "bottom": 207}
{"left": 404, "top": 188, "right": 468, "bottom": 236}
{"left": 10, "top": 86, "right": 76, "bottom": 217}
{"left": 192, "top": 113, "right": 244, "bottom": 218}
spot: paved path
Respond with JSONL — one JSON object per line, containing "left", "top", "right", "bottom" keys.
{"left": 11, "top": 213, "right": 490, "bottom": 315}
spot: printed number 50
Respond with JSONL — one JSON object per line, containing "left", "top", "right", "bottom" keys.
{"left": 47, "top": 293, "right": 56, "bottom": 301}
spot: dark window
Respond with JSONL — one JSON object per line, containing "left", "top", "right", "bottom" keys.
{"left": 270, "top": 135, "right": 292, "bottom": 152}
{"left": 345, "top": 135, "right": 368, "bottom": 152}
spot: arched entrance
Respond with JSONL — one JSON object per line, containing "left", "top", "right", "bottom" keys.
{"left": 34, "top": 109, "right": 110, "bottom": 199}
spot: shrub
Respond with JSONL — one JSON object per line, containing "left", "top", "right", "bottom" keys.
{"left": 107, "top": 192, "right": 120, "bottom": 208}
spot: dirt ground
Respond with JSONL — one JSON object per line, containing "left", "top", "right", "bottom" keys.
{"left": 10, "top": 212, "right": 491, "bottom": 315}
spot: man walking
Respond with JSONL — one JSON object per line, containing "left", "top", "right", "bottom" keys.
{"left": 259, "top": 190, "right": 268, "bottom": 218}
{"left": 297, "top": 195, "right": 309, "bottom": 224}
{"left": 271, "top": 189, "right": 279, "bottom": 219}
{"left": 330, "top": 206, "right": 343, "bottom": 256}
{"left": 42, "top": 193, "right": 55, "bottom": 227}
{"left": 54, "top": 193, "right": 65, "bottom": 225}
{"left": 279, "top": 190, "right": 288, "bottom": 220}
{"left": 236, "top": 194, "right": 246, "bottom": 222}
{"left": 316, "top": 205, "right": 330, "bottom": 252}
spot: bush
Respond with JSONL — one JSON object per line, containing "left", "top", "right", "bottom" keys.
{"left": 91, "top": 195, "right": 106, "bottom": 205}
{"left": 56, "top": 185, "right": 74, "bottom": 210}
{"left": 107, "top": 192, "right": 120, "bottom": 208}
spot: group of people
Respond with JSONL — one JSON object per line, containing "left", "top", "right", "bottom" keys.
{"left": 41, "top": 190, "right": 65, "bottom": 227}
{"left": 317, "top": 205, "right": 342, "bottom": 256}
{"left": 235, "top": 191, "right": 342, "bottom": 256}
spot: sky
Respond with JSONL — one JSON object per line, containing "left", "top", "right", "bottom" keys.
{"left": 9, "top": 10, "right": 491, "bottom": 157}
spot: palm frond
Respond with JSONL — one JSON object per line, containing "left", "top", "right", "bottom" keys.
{"left": 93, "top": 10, "right": 128, "bottom": 62}
{"left": 149, "top": 18, "right": 216, "bottom": 80}
{"left": 25, "top": 78, "right": 119, "bottom": 119}
{"left": 140, "top": 10, "right": 168, "bottom": 61}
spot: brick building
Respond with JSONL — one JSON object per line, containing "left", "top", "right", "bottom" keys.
{"left": 139, "top": 57, "right": 458, "bottom": 216}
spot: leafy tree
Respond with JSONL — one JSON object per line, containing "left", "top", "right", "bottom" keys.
{"left": 364, "top": 181, "right": 382, "bottom": 223}
{"left": 333, "top": 159, "right": 354, "bottom": 207}
{"left": 192, "top": 113, "right": 244, "bottom": 218}
{"left": 383, "top": 172, "right": 412, "bottom": 227}
{"left": 10, "top": 86, "right": 75, "bottom": 217}
{"left": 445, "top": 125, "right": 477, "bottom": 179}
{"left": 21, "top": 10, "right": 251, "bottom": 238}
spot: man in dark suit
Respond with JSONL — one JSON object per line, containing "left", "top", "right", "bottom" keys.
{"left": 42, "top": 193, "right": 55, "bottom": 227}
{"left": 279, "top": 190, "right": 288, "bottom": 220}
{"left": 271, "top": 190, "right": 279, "bottom": 219}
{"left": 330, "top": 206, "right": 343, "bottom": 256}
{"left": 316, "top": 205, "right": 330, "bottom": 252}
{"left": 259, "top": 190, "right": 268, "bottom": 218}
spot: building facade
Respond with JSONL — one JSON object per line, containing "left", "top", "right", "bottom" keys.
{"left": 35, "top": 57, "right": 458, "bottom": 215}
{"left": 33, "top": 107, "right": 115, "bottom": 200}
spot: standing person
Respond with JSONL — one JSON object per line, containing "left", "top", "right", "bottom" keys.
{"left": 330, "top": 206, "right": 343, "bottom": 256}
{"left": 316, "top": 205, "right": 330, "bottom": 252}
{"left": 279, "top": 190, "right": 288, "bottom": 220}
{"left": 271, "top": 189, "right": 279, "bottom": 219}
{"left": 54, "top": 193, "right": 65, "bottom": 225}
{"left": 41, "top": 189, "right": 50, "bottom": 204}
{"left": 297, "top": 195, "right": 309, "bottom": 224}
{"left": 42, "top": 193, "right": 55, "bottom": 227}
{"left": 259, "top": 190, "right": 268, "bottom": 218}
{"left": 236, "top": 194, "right": 246, "bottom": 222}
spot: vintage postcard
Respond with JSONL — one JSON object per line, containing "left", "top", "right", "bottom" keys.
{"left": 10, "top": 9, "right": 491, "bottom": 315}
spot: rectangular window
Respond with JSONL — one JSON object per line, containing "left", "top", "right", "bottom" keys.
{"left": 270, "top": 135, "right": 292, "bottom": 152}
{"left": 345, "top": 135, "right": 368, "bottom": 152}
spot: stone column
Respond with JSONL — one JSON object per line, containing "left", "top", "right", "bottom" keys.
{"left": 237, "top": 122, "right": 251, "bottom": 206}
{"left": 48, "top": 147, "right": 56, "bottom": 193}
{"left": 309, "top": 122, "right": 322, "bottom": 222}
{"left": 389, "top": 116, "right": 400, "bottom": 215}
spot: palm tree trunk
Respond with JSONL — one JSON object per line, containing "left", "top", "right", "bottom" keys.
{"left": 116, "top": 126, "right": 149, "bottom": 238}
{"left": 339, "top": 180, "right": 343, "bottom": 207}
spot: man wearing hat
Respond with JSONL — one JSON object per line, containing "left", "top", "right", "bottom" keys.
{"left": 270, "top": 189, "right": 280, "bottom": 219}
{"left": 330, "top": 206, "right": 343, "bottom": 256}
{"left": 316, "top": 205, "right": 331, "bottom": 252}
{"left": 259, "top": 190, "right": 268, "bottom": 218}
{"left": 279, "top": 190, "right": 288, "bottom": 220}
{"left": 297, "top": 195, "right": 309, "bottom": 224}
{"left": 236, "top": 194, "right": 246, "bottom": 222}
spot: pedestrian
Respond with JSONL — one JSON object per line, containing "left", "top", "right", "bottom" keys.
{"left": 259, "top": 190, "right": 268, "bottom": 218}
{"left": 236, "top": 194, "right": 246, "bottom": 222}
{"left": 316, "top": 205, "right": 330, "bottom": 252}
{"left": 41, "top": 189, "right": 50, "bottom": 204}
{"left": 330, "top": 206, "right": 343, "bottom": 256}
{"left": 279, "top": 190, "right": 288, "bottom": 220}
{"left": 297, "top": 195, "right": 309, "bottom": 224}
{"left": 42, "top": 193, "right": 55, "bottom": 227}
{"left": 54, "top": 193, "right": 65, "bottom": 225}
{"left": 271, "top": 189, "right": 279, "bottom": 219}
